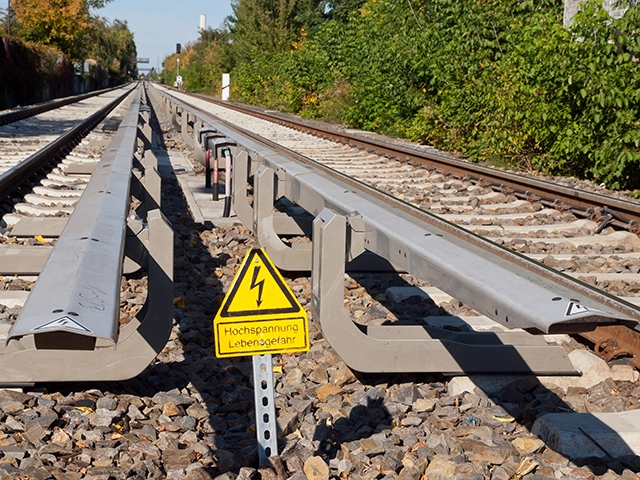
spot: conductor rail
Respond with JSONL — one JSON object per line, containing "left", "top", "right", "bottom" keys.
{"left": 152, "top": 85, "right": 640, "bottom": 375}
{"left": 0, "top": 84, "right": 174, "bottom": 384}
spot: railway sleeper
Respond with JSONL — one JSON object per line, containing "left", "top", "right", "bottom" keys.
{"left": 156, "top": 86, "right": 640, "bottom": 375}
{"left": 0, "top": 85, "right": 174, "bottom": 385}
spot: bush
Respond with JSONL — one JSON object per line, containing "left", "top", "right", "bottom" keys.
{"left": 168, "top": 0, "right": 640, "bottom": 190}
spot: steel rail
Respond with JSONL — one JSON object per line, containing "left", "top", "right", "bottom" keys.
{"left": 0, "top": 84, "right": 130, "bottom": 127}
{"left": 0, "top": 86, "right": 135, "bottom": 197}
{"left": 154, "top": 86, "right": 640, "bottom": 334}
{"left": 183, "top": 90, "right": 640, "bottom": 233}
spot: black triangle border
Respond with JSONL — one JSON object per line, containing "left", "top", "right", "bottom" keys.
{"left": 565, "top": 302, "right": 589, "bottom": 317}
{"left": 219, "top": 249, "right": 301, "bottom": 317}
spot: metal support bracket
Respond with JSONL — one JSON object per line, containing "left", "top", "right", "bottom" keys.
{"left": 181, "top": 111, "right": 195, "bottom": 147}
{"left": 234, "top": 154, "right": 400, "bottom": 273}
{"left": 0, "top": 209, "right": 173, "bottom": 383}
{"left": 311, "top": 208, "right": 577, "bottom": 374}
{"left": 254, "top": 165, "right": 312, "bottom": 271}
{"left": 171, "top": 105, "right": 181, "bottom": 132}
{"left": 232, "top": 149, "right": 254, "bottom": 227}
{"left": 195, "top": 126, "right": 218, "bottom": 166}
{"left": 138, "top": 106, "right": 152, "bottom": 149}
{"left": 232, "top": 151, "right": 307, "bottom": 234}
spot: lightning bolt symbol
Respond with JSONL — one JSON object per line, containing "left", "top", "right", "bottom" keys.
{"left": 250, "top": 265, "right": 265, "bottom": 307}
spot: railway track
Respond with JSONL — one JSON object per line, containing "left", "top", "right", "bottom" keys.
{"left": 0, "top": 87, "right": 138, "bottom": 327}
{"left": 187, "top": 92, "right": 640, "bottom": 233}
{"left": 0, "top": 86, "right": 135, "bottom": 199}
{"left": 0, "top": 86, "right": 135, "bottom": 280}
{"left": 0, "top": 80, "right": 638, "bottom": 479}
{"left": 142, "top": 84, "right": 640, "bottom": 477}
{"left": 152, "top": 85, "right": 640, "bottom": 369}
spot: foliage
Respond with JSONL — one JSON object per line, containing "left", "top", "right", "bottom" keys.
{"left": 12, "top": 0, "right": 92, "bottom": 58}
{"left": 0, "top": 37, "right": 75, "bottom": 109}
{"left": 162, "top": 0, "right": 640, "bottom": 190}
{"left": 9, "top": 0, "right": 134, "bottom": 84}
{"left": 549, "top": 1, "right": 640, "bottom": 189}
{"left": 86, "top": 18, "right": 137, "bottom": 82}
{"left": 162, "top": 28, "right": 232, "bottom": 94}
{"left": 11, "top": 0, "right": 124, "bottom": 66}
{"left": 226, "top": 0, "right": 325, "bottom": 63}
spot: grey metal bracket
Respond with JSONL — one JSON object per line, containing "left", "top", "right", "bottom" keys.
{"left": 233, "top": 154, "right": 400, "bottom": 273}
{"left": 254, "top": 165, "right": 312, "bottom": 271}
{"left": 138, "top": 106, "right": 152, "bottom": 149}
{"left": 129, "top": 164, "right": 160, "bottom": 218}
{"left": 123, "top": 215, "right": 148, "bottom": 275}
{"left": 171, "top": 105, "right": 181, "bottom": 132}
{"left": 195, "top": 127, "right": 218, "bottom": 166}
{"left": 311, "top": 208, "right": 577, "bottom": 375}
{"left": 232, "top": 149, "right": 254, "bottom": 228}
{"left": 142, "top": 149, "right": 159, "bottom": 169}
{"left": 181, "top": 111, "right": 195, "bottom": 147}
{"left": 0, "top": 209, "right": 173, "bottom": 383}
{"left": 143, "top": 165, "right": 161, "bottom": 213}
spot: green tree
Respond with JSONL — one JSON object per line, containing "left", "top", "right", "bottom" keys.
{"left": 226, "top": 0, "right": 324, "bottom": 63}
{"left": 87, "top": 18, "right": 137, "bottom": 81}
{"left": 12, "top": 0, "right": 113, "bottom": 59}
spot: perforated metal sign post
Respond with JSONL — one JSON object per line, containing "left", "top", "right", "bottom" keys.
{"left": 253, "top": 354, "right": 278, "bottom": 465}
{"left": 213, "top": 248, "right": 310, "bottom": 464}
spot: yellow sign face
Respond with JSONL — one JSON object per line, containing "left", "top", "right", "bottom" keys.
{"left": 213, "top": 248, "right": 310, "bottom": 358}
{"left": 216, "top": 317, "right": 308, "bottom": 356}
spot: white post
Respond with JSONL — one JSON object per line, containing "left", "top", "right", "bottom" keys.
{"left": 222, "top": 73, "right": 230, "bottom": 101}
{"left": 176, "top": 57, "right": 181, "bottom": 90}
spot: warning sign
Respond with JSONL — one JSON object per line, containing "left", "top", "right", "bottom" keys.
{"left": 214, "top": 249, "right": 310, "bottom": 358}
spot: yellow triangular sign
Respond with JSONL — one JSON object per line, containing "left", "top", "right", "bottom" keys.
{"left": 219, "top": 249, "right": 301, "bottom": 317}
{"left": 213, "top": 248, "right": 309, "bottom": 358}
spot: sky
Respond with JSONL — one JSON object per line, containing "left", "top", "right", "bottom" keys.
{"left": 98, "top": 0, "right": 234, "bottom": 72}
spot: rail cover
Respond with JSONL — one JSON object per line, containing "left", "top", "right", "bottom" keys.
{"left": 7, "top": 87, "right": 141, "bottom": 346}
{"left": 153, "top": 86, "right": 640, "bottom": 334}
